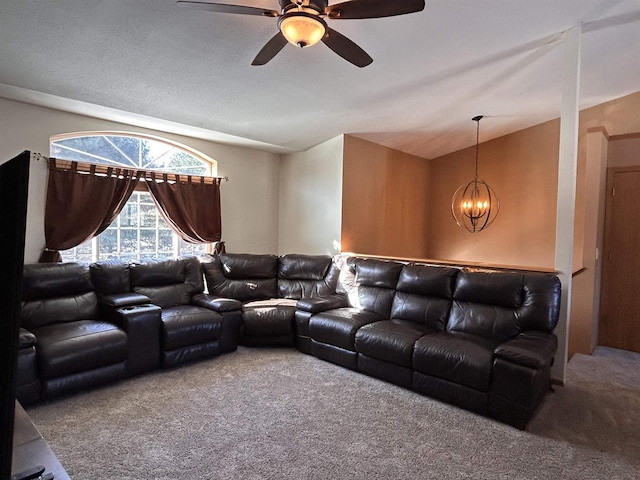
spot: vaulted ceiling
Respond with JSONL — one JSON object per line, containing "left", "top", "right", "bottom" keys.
{"left": 1, "top": 0, "right": 639, "bottom": 159}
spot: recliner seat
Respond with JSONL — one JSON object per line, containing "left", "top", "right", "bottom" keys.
{"left": 20, "top": 263, "right": 128, "bottom": 399}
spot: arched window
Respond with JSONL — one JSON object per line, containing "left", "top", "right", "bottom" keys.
{"left": 50, "top": 132, "right": 217, "bottom": 263}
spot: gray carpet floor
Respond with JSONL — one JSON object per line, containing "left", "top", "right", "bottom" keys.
{"left": 27, "top": 346, "right": 640, "bottom": 479}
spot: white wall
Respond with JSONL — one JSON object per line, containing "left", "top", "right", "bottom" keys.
{"left": 278, "top": 136, "right": 343, "bottom": 255}
{"left": 0, "top": 98, "right": 280, "bottom": 263}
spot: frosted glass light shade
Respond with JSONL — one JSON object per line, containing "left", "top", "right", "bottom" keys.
{"left": 279, "top": 13, "right": 326, "bottom": 48}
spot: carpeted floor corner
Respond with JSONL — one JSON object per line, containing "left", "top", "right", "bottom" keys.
{"left": 27, "top": 347, "right": 640, "bottom": 479}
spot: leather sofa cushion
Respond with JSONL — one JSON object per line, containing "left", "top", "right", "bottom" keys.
{"left": 309, "top": 308, "right": 384, "bottom": 351}
{"left": 396, "top": 264, "right": 458, "bottom": 297}
{"left": 90, "top": 260, "right": 130, "bottom": 295}
{"left": 278, "top": 256, "right": 340, "bottom": 299}
{"left": 22, "top": 263, "right": 93, "bottom": 301}
{"left": 391, "top": 293, "right": 451, "bottom": 332}
{"left": 131, "top": 258, "right": 204, "bottom": 308}
{"left": 387, "top": 265, "right": 458, "bottom": 331}
{"left": 242, "top": 299, "right": 297, "bottom": 337}
{"left": 135, "top": 284, "right": 194, "bottom": 309}
{"left": 278, "top": 254, "right": 332, "bottom": 280}
{"left": 413, "top": 332, "right": 500, "bottom": 392}
{"left": 21, "top": 291, "right": 100, "bottom": 329}
{"left": 32, "top": 320, "right": 127, "bottom": 379}
{"left": 353, "top": 258, "right": 403, "bottom": 289}
{"left": 451, "top": 270, "right": 562, "bottom": 336}
{"left": 130, "top": 258, "right": 186, "bottom": 286}
{"left": 202, "top": 256, "right": 278, "bottom": 302}
{"left": 350, "top": 259, "right": 403, "bottom": 319}
{"left": 447, "top": 300, "right": 520, "bottom": 344}
{"left": 219, "top": 253, "right": 278, "bottom": 279}
{"left": 355, "top": 320, "right": 435, "bottom": 368}
{"left": 161, "top": 305, "right": 223, "bottom": 351}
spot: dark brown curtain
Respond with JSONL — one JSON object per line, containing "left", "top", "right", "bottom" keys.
{"left": 39, "top": 159, "right": 140, "bottom": 262}
{"left": 146, "top": 173, "right": 222, "bottom": 244}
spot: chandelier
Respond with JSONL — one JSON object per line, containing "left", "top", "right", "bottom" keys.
{"left": 451, "top": 115, "right": 499, "bottom": 233}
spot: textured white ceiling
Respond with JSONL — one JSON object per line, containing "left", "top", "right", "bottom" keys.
{"left": 1, "top": 0, "right": 639, "bottom": 159}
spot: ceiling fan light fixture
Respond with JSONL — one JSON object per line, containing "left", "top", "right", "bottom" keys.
{"left": 278, "top": 12, "right": 326, "bottom": 48}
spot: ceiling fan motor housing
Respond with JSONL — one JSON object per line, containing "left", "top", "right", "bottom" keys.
{"left": 279, "top": 0, "right": 327, "bottom": 14}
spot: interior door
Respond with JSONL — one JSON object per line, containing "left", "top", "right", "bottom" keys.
{"left": 599, "top": 167, "right": 640, "bottom": 352}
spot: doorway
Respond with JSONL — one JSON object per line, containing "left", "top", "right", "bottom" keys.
{"left": 599, "top": 166, "right": 640, "bottom": 352}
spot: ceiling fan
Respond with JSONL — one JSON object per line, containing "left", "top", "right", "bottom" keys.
{"left": 177, "top": 0, "right": 425, "bottom": 67}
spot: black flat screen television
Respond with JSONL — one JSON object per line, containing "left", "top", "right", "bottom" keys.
{"left": 0, "top": 151, "right": 30, "bottom": 478}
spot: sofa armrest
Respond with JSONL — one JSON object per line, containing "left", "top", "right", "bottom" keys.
{"left": 19, "top": 328, "right": 37, "bottom": 349}
{"left": 191, "top": 293, "right": 243, "bottom": 312}
{"left": 111, "top": 303, "right": 162, "bottom": 375}
{"left": 297, "top": 294, "right": 348, "bottom": 313}
{"left": 494, "top": 331, "right": 558, "bottom": 369}
{"left": 99, "top": 292, "right": 151, "bottom": 308}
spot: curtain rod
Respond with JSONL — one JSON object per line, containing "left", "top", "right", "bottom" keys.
{"left": 31, "top": 152, "right": 230, "bottom": 183}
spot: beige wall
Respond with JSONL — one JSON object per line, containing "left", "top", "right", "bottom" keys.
{"left": 278, "top": 136, "right": 343, "bottom": 255}
{"left": 341, "top": 136, "right": 431, "bottom": 258}
{"left": 0, "top": 98, "right": 281, "bottom": 262}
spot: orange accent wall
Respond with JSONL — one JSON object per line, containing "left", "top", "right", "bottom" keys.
{"left": 341, "top": 136, "right": 431, "bottom": 258}
{"left": 426, "top": 119, "right": 560, "bottom": 268}
{"left": 343, "top": 120, "right": 560, "bottom": 270}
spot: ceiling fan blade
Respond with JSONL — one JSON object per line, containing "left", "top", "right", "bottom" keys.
{"left": 252, "top": 32, "right": 288, "bottom": 65}
{"left": 177, "top": 0, "right": 279, "bottom": 17}
{"left": 326, "top": 0, "right": 425, "bottom": 19}
{"left": 322, "top": 27, "right": 372, "bottom": 67}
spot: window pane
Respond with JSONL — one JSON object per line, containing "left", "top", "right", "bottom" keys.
{"left": 77, "top": 241, "right": 93, "bottom": 255}
{"left": 158, "top": 230, "right": 174, "bottom": 253}
{"left": 121, "top": 229, "right": 139, "bottom": 254}
{"left": 158, "top": 215, "right": 170, "bottom": 230}
{"left": 139, "top": 191, "right": 153, "bottom": 204}
{"left": 54, "top": 136, "right": 128, "bottom": 165}
{"left": 142, "top": 140, "right": 172, "bottom": 169}
{"left": 140, "top": 230, "right": 157, "bottom": 254}
{"left": 106, "top": 136, "right": 140, "bottom": 167}
{"left": 181, "top": 240, "right": 207, "bottom": 257}
{"left": 75, "top": 253, "right": 93, "bottom": 264}
{"left": 99, "top": 230, "right": 118, "bottom": 254}
{"left": 140, "top": 204, "right": 157, "bottom": 227}
{"left": 120, "top": 201, "right": 138, "bottom": 228}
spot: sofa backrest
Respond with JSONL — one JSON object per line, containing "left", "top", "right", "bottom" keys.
{"left": 20, "top": 262, "right": 100, "bottom": 329}
{"left": 346, "top": 258, "right": 403, "bottom": 319}
{"left": 90, "top": 260, "right": 131, "bottom": 295}
{"left": 202, "top": 253, "right": 278, "bottom": 302}
{"left": 129, "top": 257, "right": 204, "bottom": 308}
{"left": 390, "top": 264, "right": 458, "bottom": 331}
{"left": 447, "top": 269, "right": 561, "bottom": 342}
{"left": 277, "top": 254, "right": 340, "bottom": 299}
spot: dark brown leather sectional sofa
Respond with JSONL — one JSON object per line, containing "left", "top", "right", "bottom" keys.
{"left": 17, "top": 253, "right": 561, "bottom": 429}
